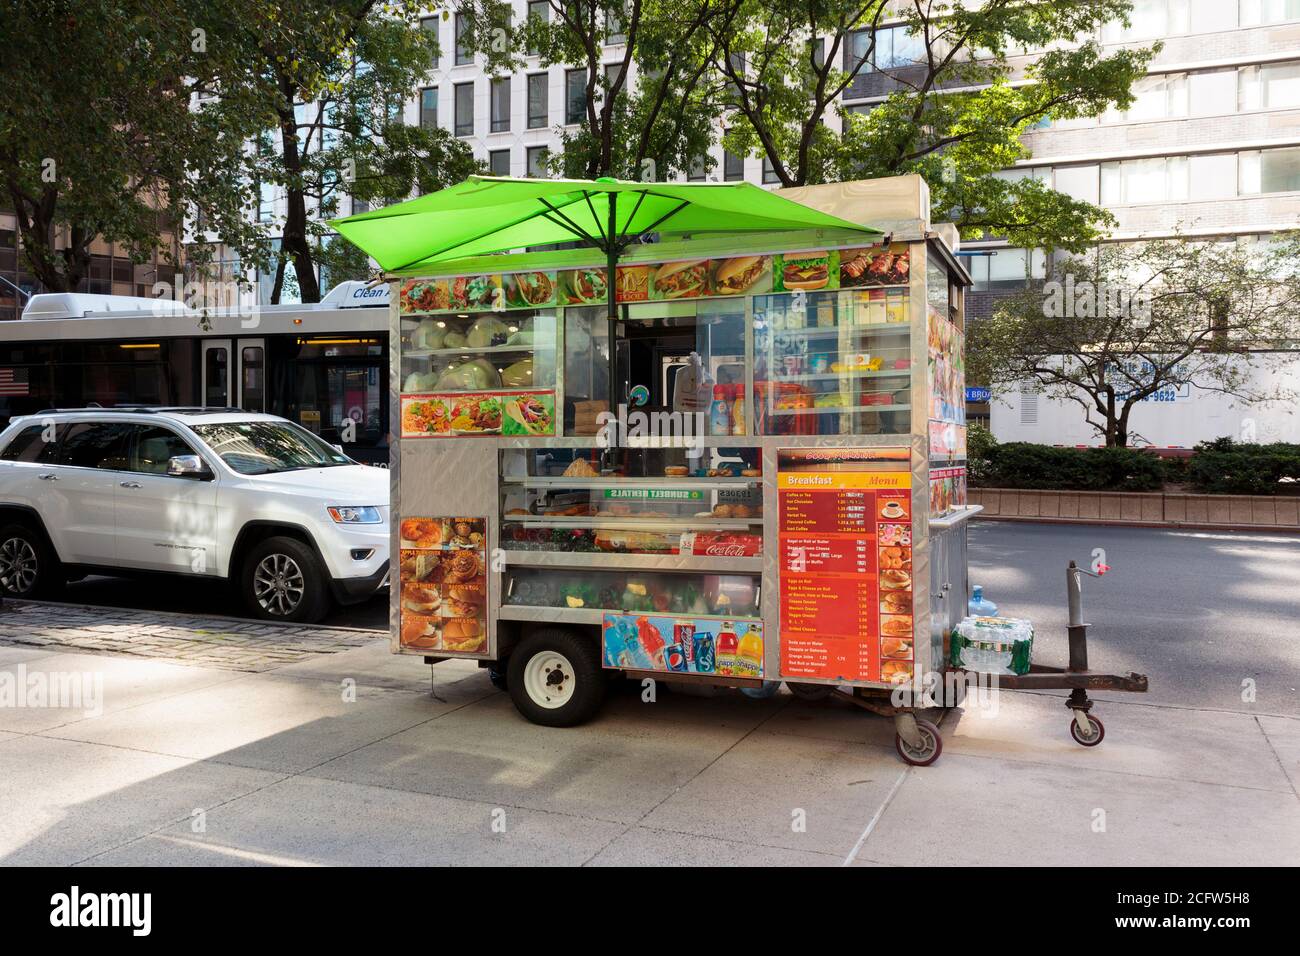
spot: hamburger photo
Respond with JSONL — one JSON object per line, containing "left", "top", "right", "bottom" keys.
{"left": 653, "top": 260, "right": 710, "bottom": 299}
{"left": 402, "top": 583, "right": 441, "bottom": 614}
{"left": 400, "top": 612, "right": 441, "bottom": 650}
{"left": 713, "top": 256, "right": 770, "bottom": 295}
{"left": 780, "top": 252, "right": 831, "bottom": 291}
{"left": 882, "top": 616, "right": 913, "bottom": 637}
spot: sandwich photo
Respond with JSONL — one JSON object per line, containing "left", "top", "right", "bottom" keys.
{"left": 402, "top": 583, "right": 441, "bottom": 614}
{"left": 441, "top": 584, "right": 485, "bottom": 619}
{"left": 653, "top": 260, "right": 710, "bottom": 299}
{"left": 881, "top": 616, "right": 913, "bottom": 637}
{"left": 881, "top": 660, "right": 913, "bottom": 683}
{"left": 780, "top": 252, "right": 832, "bottom": 291}
{"left": 881, "top": 636, "right": 913, "bottom": 660}
{"left": 442, "top": 617, "right": 485, "bottom": 652}
{"left": 880, "top": 569, "right": 912, "bottom": 590}
{"left": 713, "top": 256, "right": 771, "bottom": 295}
{"left": 882, "top": 590, "right": 912, "bottom": 614}
{"left": 400, "top": 612, "right": 441, "bottom": 650}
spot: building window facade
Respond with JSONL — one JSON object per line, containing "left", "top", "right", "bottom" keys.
{"left": 566, "top": 69, "right": 587, "bottom": 124}
{"left": 489, "top": 149, "right": 511, "bottom": 176}
{"left": 454, "top": 81, "right": 474, "bottom": 137}
{"left": 490, "top": 77, "right": 511, "bottom": 132}
{"left": 526, "top": 145, "right": 550, "bottom": 178}
{"left": 419, "top": 87, "right": 438, "bottom": 129}
{"left": 527, "top": 73, "right": 548, "bottom": 128}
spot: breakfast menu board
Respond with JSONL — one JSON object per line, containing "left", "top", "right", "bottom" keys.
{"left": 398, "top": 517, "right": 488, "bottom": 655}
{"left": 777, "top": 448, "right": 915, "bottom": 685}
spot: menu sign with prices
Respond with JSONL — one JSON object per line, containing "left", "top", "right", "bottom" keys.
{"left": 776, "top": 448, "right": 915, "bottom": 685}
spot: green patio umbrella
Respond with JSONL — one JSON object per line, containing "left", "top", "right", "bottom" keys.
{"left": 332, "top": 175, "right": 881, "bottom": 321}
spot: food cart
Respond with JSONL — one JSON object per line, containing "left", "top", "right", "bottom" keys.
{"left": 334, "top": 174, "right": 983, "bottom": 765}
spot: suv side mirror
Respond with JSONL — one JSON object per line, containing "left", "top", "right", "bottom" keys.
{"left": 167, "top": 455, "right": 212, "bottom": 480}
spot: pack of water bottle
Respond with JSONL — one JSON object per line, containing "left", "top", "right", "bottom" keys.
{"left": 950, "top": 614, "right": 1034, "bottom": 676}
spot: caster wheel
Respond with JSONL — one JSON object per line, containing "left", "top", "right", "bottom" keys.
{"left": 1070, "top": 712, "right": 1105, "bottom": 747}
{"left": 895, "top": 718, "right": 943, "bottom": 766}
{"left": 487, "top": 665, "right": 508, "bottom": 692}
{"left": 785, "top": 681, "right": 836, "bottom": 702}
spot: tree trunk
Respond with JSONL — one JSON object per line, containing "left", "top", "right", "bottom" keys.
{"left": 275, "top": 91, "right": 321, "bottom": 304}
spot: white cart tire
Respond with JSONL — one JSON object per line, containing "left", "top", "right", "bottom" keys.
{"left": 507, "top": 628, "right": 606, "bottom": 727}
{"left": 1070, "top": 712, "right": 1105, "bottom": 747}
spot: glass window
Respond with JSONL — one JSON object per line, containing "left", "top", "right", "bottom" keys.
{"left": 191, "top": 421, "right": 352, "bottom": 475}
{"left": 526, "top": 145, "right": 550, "bottom": 178}
{"left": 1189, "top": 153, "right": 1238, "bottom": 200}
{"left": 489, "top": 149, "right": 511, "bottom": 176}
{"left": 241, "top": 345, "right": 264, "bottom": 412}
{"left": 527, "top": 73, "right": 549, "bottom": 128}
{"left": 57, "top": 422, "right": 132, "bottom": 470}
{"left": 1052, "top": 165, "right": 1100, "bottom": 204}
{"left": 127, "top": 425, "right": 198, "bottom": 474}
{"left": 454, "top": 12, "right": 471, "bottom": 65}
{"left": 490, "top": 76, "right": 511, "bottom": 132}
{"left": 454, "top": 82, "right": 474, "bottom": 137}
{"left": 419, "top": 87, "right": 438, "bottom": 129}
{"left": 761, "top": 157, "right": 779, "bottom": 184}
{"left": 205, "top": 345, "right": 229, "bottom": 406}
{"left": 1240, "top": 0, "right": 1300, "bottom": 26}
{"left": 400, "top": 309, "right": 557, "bottom": 398}
{"left": 810, "top": 37, "right": 825, "bottom": 70}
{"left": 1240, "top": 147, "right": 1300, "bottom": 194}
{"left": 566, "top": 69, "right": 587, "bottom": 125}
{"left": 1240, "top": 62, "right": 1300, "bottom": 109}
{"left": 563, "top": 307, "right": 610, "bottom": 436}
{"left": 604, "top": 62, "right": 625, "bottom": 99}
{"left": 1100, "top": 156, "right": 1189, "bottom": 204}
{"left": 0, "top": 423, "right": 57, "bottom": 463}
{"left": 687, "top": 155, "right": 708, "bottom": 181}
{"left": 605, "top": 6, "right": 626, "bottom": 44}
{"left": 527, "top": 0, "right": 549, "bottom": 55}
{"left": 1102, "top": 0, "right": 1189, "bottom": 41}
{"left": 754, "top": 290, "right": 911, "bottom": 436}
{"left": 1119, "top": 73, "right": 1188, "bottom": 122}
{"left": 873, "top": 26, "right": 925, "bottom": 69}
{"left": 723, "top": 150, "right": 744, "bottom": 181}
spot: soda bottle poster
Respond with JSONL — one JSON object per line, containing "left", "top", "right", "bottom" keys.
{"left": 601, "top": 613, "right": 763, "bottom": 678}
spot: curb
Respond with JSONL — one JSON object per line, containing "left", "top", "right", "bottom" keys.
{"left": 971, "top": 514, "right": 1300, "bottom": 535}
{"left": 3, "top": 597, "right": 387, "bottom": 636}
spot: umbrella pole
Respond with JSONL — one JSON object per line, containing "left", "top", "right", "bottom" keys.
{"left": 606, "top": 194, "right": 623, "bottom": 450}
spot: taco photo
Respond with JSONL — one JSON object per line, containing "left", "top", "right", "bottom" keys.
{"left": 502, "top": 392, "right": 556, "bottom": 436}
{"left": 505, "top": 271, "right": 556, "bottom": 307}
{"left": 562, "top": 267, "right": 609, "bottom": 304}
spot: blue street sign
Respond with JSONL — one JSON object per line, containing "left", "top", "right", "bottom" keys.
{"left": 966, "top": 387, "right": 991, "bottom": 403}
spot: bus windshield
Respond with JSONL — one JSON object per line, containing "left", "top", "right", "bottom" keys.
{"left": 191, "top": 421, "right": 353, "bottom": 475}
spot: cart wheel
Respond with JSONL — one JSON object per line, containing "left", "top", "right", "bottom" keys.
{"left": 1069, "top": 711, "right": 1105, "bottom": 747}
{"left": 487, "top": 665, "right": 508, "bottom": 692}
{"left": 786, "top": 681, "right": 836, "bottom": 702}
{"left": 895, "top": 718, "right": 943, "bottom": 766}
{"left": 507, "top": 628, "right": 605, "bottom": 727}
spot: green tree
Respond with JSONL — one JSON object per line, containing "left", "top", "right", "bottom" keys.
{"left": 970, "top": 236, "right": 1300, "bottom": 447}
{"left": 457, "top": 0, "right": 739, "bottom": 180}
{"left": 0, "top": 0, "right": 264, "bottom": 293}
{"left": 710, "top": 0, "right": 1156, "bottom": 250}
{"left": 209, "top": 1, "right": 482, "bottom": 302}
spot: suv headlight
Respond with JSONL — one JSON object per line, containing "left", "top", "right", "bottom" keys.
{"left": 327, "top": 506, "right": 383, "bottom": 524}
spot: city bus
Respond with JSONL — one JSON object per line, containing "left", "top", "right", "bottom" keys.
{"left": 0, "top": 282, "right": 392, "bottom": 464}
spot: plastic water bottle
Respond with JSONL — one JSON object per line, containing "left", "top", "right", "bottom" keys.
{"left": 969, "top": 585, "right": 998, "bottom": 616}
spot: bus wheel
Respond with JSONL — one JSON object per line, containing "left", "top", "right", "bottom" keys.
{"left": 507, "top": 628, "right": 605, "bottom": 727}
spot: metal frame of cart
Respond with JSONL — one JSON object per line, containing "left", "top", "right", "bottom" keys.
{"left": 336, "top": 174, "right": 1144, "bottom": 765}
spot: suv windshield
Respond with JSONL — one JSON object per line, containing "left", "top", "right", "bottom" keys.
{"left": 191, "top": 421, "right": 353, "bottom": 475}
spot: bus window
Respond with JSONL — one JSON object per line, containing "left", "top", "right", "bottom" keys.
{"left": 204, "top": 345, "right": 229, "bottom": 406}
{"left": 240, "top": 345, "right": 265, "bottom": 412}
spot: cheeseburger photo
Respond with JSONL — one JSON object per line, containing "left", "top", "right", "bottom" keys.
{"left": 779, "top": 252, "right": 832, "bottom": 291}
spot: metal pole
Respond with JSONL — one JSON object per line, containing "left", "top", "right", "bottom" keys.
{"left": 1066, "top": 561, "right": 1089, "bottom": 673}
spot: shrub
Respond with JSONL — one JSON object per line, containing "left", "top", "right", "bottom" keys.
{"left": 976, "top": 442, "right": 1166, "bottom": 491}
{"left": 966, "top": 422, "right": 997, "bottom": 485}
{"left": 1185, "top": 439, "right": 1300, "bottom": 496}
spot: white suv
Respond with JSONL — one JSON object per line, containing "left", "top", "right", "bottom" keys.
{"left": 0, "top": 408, "right": 389, "bottom": 622}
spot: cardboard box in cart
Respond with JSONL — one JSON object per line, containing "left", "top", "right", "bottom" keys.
{"left": 338, "top": 174, "right": 976, "bottom": 762}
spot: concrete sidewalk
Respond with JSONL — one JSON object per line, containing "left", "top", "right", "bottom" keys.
{"left": 0, "top": 602, "right": 1296, "bottom": 866}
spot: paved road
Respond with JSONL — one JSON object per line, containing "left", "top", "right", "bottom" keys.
{"left": 55, "top": 574, "right": 388, "bottom": 630}
{"left": 968, "top": 520, "right": 1300, "bottom": 715}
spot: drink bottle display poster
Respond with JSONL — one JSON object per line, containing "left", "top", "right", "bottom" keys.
{"left": 776, "top": 448, "right": 915, "bottom": 685}
{"left": 602, "top": 613, "right": 763, "bottom": 678}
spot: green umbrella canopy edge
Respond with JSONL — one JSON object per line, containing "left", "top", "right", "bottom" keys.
{"left": 331, "top": 176, "right": 881, "bottom": 275}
